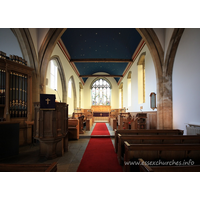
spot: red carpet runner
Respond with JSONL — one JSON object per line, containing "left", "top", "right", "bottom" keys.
{"left": 91, "top": 123, "right": 110, "bottom": 136}
{"left": 77, "top": 123, "right": 123, "bottom": 172}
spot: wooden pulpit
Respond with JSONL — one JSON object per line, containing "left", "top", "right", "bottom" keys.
{"left": 33, "top": 99, "right": 68, "bottom": 159}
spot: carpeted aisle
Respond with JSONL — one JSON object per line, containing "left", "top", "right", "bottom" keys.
{"left": 77, "top": 123, "right": 123, "bottom": 172}
{"left": 91, "top": 123, "right": 110, "bottom": 136}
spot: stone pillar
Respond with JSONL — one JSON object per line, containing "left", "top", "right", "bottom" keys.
{"left": 157, "top": 74, "right": 173, "bottom": 129}
{"left": 32, "top": 72, "right": 41, "bottom": 120}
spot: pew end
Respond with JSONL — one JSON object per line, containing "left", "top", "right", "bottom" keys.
{"left": 68, "top": 119, "right": 79, "bottom": 140}
{"left": 86, "top": 117, "right": 93, "bottom": 131}
{"left": 138, "top": 158, "right": 154, "bottom": 172}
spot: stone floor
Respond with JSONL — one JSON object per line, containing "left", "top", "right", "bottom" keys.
{"left": 0, "top": 123, "right": 115, "bottom": 172}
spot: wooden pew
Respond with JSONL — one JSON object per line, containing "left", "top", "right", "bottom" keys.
{"left": 72, "top": 113, "right": 85, "bottom": 134}
{"left": 118, "top": 113, "right": 132, "bottom": 130}
{"left": 124, "top": 142, "right": 200, "bottom": 172}
{"left": 138, "top": 158, "right": 200, "bottom": 172}
{"left": 115, "top": 129, "right": 184, "bottom": 153}
{"left": 117, "top": 135, "right": 200, "bottom": 165}
{"left": 86, "top": 117, "right": 93, "bottom": 131}
{"left": 110, "top": 117, "right": 117, "bottom": 130}
{"left": 68, "top": 119, "right": 79, "bottom": 140}
{"left": 0, "top": 162, "right": 57, "bottom": 172}
{"left": 78, "top": 115, "right": 84, "bottom": 134}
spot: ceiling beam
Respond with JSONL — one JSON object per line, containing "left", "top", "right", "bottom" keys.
{"left": 70, "top": 58, "right": 132, "bottom": 63}
{"left": 79, "top": 75, "right": 123, "bottom": 77}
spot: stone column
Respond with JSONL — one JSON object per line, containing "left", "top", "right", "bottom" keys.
{"left": 157, "top": 73, "right": 173, "bottom": 129}
{"left": 32, "top": 72, "right": 41, "bottom": 120}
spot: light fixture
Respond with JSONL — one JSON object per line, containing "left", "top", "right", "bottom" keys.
{"left": 150, "top": 92, "right": 157, "bottom": 110}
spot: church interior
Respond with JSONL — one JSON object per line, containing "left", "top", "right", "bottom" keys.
{"left": 1, "top": 1, "right": 200, "bottom": 198}
{"left": 1, "top": 27, "right": 200, "bottom": 169}
{"left": 1, "top": 27, "right": 200, "bottom": 198}
{"left": 1, "top": 27, "right": 200, "bottom": 172}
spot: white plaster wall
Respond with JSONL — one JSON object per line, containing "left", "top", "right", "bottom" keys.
{"left": 29, "top": 28, "right": 38, "bottom": 59}
{"left": 37, "top": 28, "right": 49, "bottom": 52}
{"left": 29, "top": 28, "right": 50, "bottom": 57}
{"left": 82, "top": 72, "right": 119, "bottom": 109}
{"left": 153, "top": 28, "right": 165, "bottom": 52}
{"left": 122, "top": 45, "right": 157, "bottom": 112}
{"left": 173, "top": 28, "right": 200, "bottom": 134}
{"left": 0, "top": 28, "right": 23, "bottom": 57}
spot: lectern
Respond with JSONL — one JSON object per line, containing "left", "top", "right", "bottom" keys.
{"left": 33, "top": 98, "right": 68, "bottom": 159}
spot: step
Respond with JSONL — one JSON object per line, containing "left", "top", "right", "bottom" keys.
{"left": 79, "top": 135, "right": 114, "bottom": 139}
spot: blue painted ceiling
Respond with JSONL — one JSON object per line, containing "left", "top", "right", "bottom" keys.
{"left": 61, "top": 28, "right": 142, "bottom": 83}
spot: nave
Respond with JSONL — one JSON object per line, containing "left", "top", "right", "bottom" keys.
{"left": 0, "top": 123, "right": 118, "bottom": 172}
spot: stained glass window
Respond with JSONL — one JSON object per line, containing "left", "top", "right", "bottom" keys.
{"left": 91, "top": 79, "right": 111, "bottom": 105}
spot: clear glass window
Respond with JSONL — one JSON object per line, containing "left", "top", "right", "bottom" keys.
{"left": 50, "top": 60, "right": 57, "bottom": 90}
{"left": 91, "top": 78, "right": 111, "bottom": 105}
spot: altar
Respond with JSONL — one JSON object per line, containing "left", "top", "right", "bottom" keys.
{"left": 91, "top": 106, "right": 111, "bottom": 123}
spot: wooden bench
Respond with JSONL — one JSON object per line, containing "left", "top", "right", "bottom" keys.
{"left": 68, "top": 119, "right": 79, "bottom": 140}
{"left": 78, "top": 115, "right": 85, "bottom": 134}
{"left": 0, "top": 162, "right": 57, "bottom": 172}
{"left": 117, "top": 135, "right": 200, "bottom": 165}
{"left": 72, "top": 113, "right": 85, "bottom": 134}
{"left": 138, "top": 158, "right": 200, "bottom": 172}
{"left": 86, "top": 118, "right": 93, "bottom": 131}
{"left": 117, "top": 113, "right": 132, "bottom": 130}
{"left": 109, "top": 117, "right": 117, "bottom": 131}
{"left": 115, "top": 129, "right": 184, "bottom": 153}
{"left": 124, "top": 143, "right": 200, "bottom": 172}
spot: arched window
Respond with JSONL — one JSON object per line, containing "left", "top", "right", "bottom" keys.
{"left": 91, "top": 78, "right": 111, "bottom": 105}
{"left": 119, "top": 83, "right": 123, "bottom": 108}
{"left": 127, "top": 71, "right": 132, "bottom": 107}
{"left": 79, "top": 82, "right": 83, "bottom": 108}
{"left": 46, "top": 56, "right": 67, "bottom": 103}
{"left": 67, "top": 76, "right": 77, "bottom": 115}
{"left": 137, "top": 52, "right": 146, "bottom": 104}
{"left": 50, "top": 60, "right": 58, "bottom": 90}
{"left": 68, "top": 78, "right": 72, "bottom": 98}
